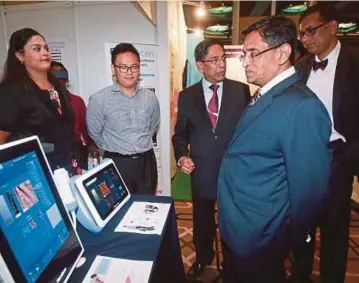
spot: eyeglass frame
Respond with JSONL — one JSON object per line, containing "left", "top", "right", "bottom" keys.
{"left": 239, "top": 43, "right": 284, "bottom": 63}
{"left": 200, "top": 55, "right": 227, "bottom": 65}
{"left": 113, "top": 64, "right": 140, "bottom": 73}
{"left": 297, "top": 22, "right": 328, "bottom": 40}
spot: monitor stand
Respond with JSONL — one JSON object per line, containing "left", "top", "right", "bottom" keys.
{"left": 76, "top": 257, "right": 87, "bottom": 268}
{"left": 75, "top": 189, "right": 103, "bottom": 233}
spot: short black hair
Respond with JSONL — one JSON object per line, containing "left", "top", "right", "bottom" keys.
{"left": 194, "top": 39, "right": 224, "bottom": 62}
{"left": 299, "top": 3, "right": 339, "bottom": 24}
{"left": 111, "top": 43, "right": 140, "bottom": 64}
{"left": 242, "top": 15, "right": 297, "bottom": 65}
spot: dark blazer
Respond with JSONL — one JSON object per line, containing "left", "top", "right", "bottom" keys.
{"left": 172, "top": 78, "right": 250, "bottom": 200}
{"left": 0, "top": 81, "right": 74, "bottom": 170}
{"left": 296, "top": 45, "right": 359, "bottom": 174}
{"left": 217, "top": 73, "right": 331, "bottom": 259}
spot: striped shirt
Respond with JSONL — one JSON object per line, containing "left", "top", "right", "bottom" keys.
{"left": 86, "top": 83, "right": 160, "bottom": 155}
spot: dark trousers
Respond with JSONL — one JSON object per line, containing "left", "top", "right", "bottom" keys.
{"left": 222, "top": 241, "right": 287, "bottom": 283}
{"left": 192, "top": 194, "right": 216, "bottom": 264}
{"left": 291, "top": 158, "right": 354, "bottom": 283}
{"left": 103, "top": 149, "right": 158, "bottom": 195}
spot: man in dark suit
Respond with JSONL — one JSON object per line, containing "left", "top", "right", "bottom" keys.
{"left": 172, "top": 39, "right": 250, "bottom": 279}
{"left": 289, "top": 4, "right": 359, "bottom": 283}
{"left": 217, "top": 16, "right": 332, "bottom": 283}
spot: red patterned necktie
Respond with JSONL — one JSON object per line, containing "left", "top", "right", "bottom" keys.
{"left": 208, "top": 84, "right": 219, "bottom": 128}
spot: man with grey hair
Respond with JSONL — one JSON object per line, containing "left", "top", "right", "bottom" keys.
{"left": 172, "top": 39, "right": 250, "bottom": 278}
{"left": 217, "top": 16, "right": 331, "bottom": 283}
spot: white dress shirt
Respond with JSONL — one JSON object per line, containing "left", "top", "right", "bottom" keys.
{"left": 260, "top": 66, "right": 296, "bottom": 96}
{"left": 177, "top": 78, "right": 224, "bottom": 167}
{"left": 307, "top": 41, "right": 345, "bottom": 142}
{"left": 202, "top": 77, "right": 223, "bottom": 115}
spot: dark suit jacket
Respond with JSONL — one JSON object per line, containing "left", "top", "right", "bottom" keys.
{"left": 172, "top": 78, "right": 250, "bottom": 200}
{"left": 296, "top": 45, "right": 359, "bottom": 174}
{"left": 0, "top": 81, "right": 74, "bottom": 170}
{"left": 218, "top": 73, "right": 331, "bottom": 259}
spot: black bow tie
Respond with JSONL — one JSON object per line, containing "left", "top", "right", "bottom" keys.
{"left": 312, "top": 59, "right": 328, "bottom": 72}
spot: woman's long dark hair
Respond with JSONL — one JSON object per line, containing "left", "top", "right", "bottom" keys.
{"left": 0, "top": 28, "right": 52, "bottom": 91}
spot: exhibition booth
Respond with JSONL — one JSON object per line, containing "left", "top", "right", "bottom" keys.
{"left": 0, "top": 136, "right": 185, "bottom": 283}
{"left": 0, "top": 1, "right": 358, "bottom": 283}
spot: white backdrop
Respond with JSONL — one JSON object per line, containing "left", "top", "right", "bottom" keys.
{"left": 0, "top": 1, "right": 156, "bottom": 103}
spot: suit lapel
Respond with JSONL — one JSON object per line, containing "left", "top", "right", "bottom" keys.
{"left": 216, "top": 79, "right": 233, "bottom": 130}
{"left": 303, "top": 56, "right": 314, "bottom": 83}
{"left": 193, "top": 80, "right": 213, "bottom": 128}
{"left": 229, "top": 73, "right": 301, "bottom": 148}
{"left": 298, "top": 56, "right": 314, "bottom": 84}
{"left": 229, "top": 92, "right": 273, "bottom": 146}
{"left": 332, "top": 48, "right": 347, "bottom": 121}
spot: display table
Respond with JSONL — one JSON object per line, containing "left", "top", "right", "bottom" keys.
{"left": 68, "top": 195, "right": 186, "bottom": 283}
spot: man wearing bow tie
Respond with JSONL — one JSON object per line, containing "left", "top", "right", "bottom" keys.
{"left": 290, "top": 4, "right": 359, "bottom": 283}
{"left": 172, "top": 39, "right": 250, "bottom": 278}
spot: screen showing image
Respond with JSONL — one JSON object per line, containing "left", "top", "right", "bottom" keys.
{"left": 0, "top": 151, "right": 69, "bottom": 283}
{"left": 83, "top": 164, "right": 129, "bottom": 220}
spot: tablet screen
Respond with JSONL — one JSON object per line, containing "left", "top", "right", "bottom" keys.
{"left": 81, "top": 163, "right": 129, "bottom": 220}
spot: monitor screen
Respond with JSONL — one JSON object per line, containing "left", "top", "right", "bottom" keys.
{"left": 0, "top": 137, "right": 83, "bottom": 283}
{"left": 82, "top": 163, "right": 129, "bottom": 220}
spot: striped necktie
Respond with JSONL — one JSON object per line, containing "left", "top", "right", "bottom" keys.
{"left": 249, "top": 88, "right": 262, "bottom": 106}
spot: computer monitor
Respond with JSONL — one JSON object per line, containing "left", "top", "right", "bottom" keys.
{"left": 0, "top": 136, "right": 84, "bottom": 283}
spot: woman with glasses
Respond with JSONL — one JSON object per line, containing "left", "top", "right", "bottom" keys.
{"left": 86, "top": 43, "right": 160, "bottom": 195}
{"left": 0, "top": 28, "right": 74, "bottom": 170}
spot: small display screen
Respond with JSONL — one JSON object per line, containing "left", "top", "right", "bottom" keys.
{"left": 0, "top": 151, "right": 69, "bottom": 283}
{"left": 82, "top": 164, "right": 129, "bottom": 220}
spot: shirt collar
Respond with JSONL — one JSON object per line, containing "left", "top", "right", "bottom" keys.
{"left": 112, "top": 83, "right": 141, "bottom": 97}
{"left": 315, "top": 40, "right": 341, "bottom": 63}
{"left": 112, "top": 82, "right": 140, "bottom": 96}
{"left": 202, "top": 77, "right": 223, "bottom": 90}
{"left": 260, "top": 66, "right": 296, "bottom": 95}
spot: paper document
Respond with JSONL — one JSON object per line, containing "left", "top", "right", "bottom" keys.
{"left": 115, "top": 202, "right": 170, "bottom": 235}
{"left": 82, "top": 256, "right": 153, "bottom": 283}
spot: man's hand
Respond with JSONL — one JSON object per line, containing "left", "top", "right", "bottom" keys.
{"left": 178, "top": 157, "right": 195, "bottom": 174}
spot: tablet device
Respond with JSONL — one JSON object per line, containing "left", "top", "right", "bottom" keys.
{"left": 75, "top": 159, "right": 130, "bottom": 229}
{"left": 0, "top": 136, "right": 84, "bottom": 283}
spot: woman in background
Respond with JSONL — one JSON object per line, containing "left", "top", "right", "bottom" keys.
{"left": 50, "top": 61, "right": 95, "bottom": 173}
{"left": 0, "top": 28, "right": 74, "bottom": 170}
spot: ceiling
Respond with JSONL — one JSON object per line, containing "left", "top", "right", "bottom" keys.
{"left": 183, "top": 1, "right": 234, "bottom": 43}
{"left": 183, "top": 1, "right": 359, "bottom": 43}
{"left": 0, "top": 1, "right": 45, "bottom": 6}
